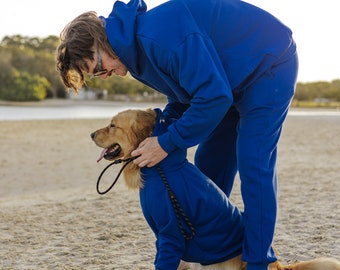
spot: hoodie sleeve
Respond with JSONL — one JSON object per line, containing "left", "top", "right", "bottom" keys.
{"left": 157, "top": 34, "right": 233, "bottom": 153}
{"left": 163, "top": 97, "right": 190, "bottom": 120}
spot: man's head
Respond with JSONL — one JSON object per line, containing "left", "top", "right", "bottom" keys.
{"left": 56, "top": 11, "right": 118, "bottom": 92}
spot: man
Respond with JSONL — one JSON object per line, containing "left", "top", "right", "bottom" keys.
{"left": 56, "top": 1, "right": 298, "bottom": 269}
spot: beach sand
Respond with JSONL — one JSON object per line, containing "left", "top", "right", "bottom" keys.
{"left": 0, "top": 109, "right": 339, "bottom": 269}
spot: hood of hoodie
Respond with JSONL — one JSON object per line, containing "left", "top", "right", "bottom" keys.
{"left": 101, "top": 0, "right": 147, "bottom": 74}
{"left": 151, "top": 108, "right": 173, "bottom": 137}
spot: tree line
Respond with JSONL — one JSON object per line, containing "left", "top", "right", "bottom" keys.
{"left": 0, "top": 35, "right": 339, "bottom": 103}
{"left": 0, "top": 35, "right": 156, "bottom": 102}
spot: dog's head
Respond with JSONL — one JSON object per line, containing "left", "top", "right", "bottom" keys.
{"left": 91, "top": 109, "right": 157, "bottom": 162}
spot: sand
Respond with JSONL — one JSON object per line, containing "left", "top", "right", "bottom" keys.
{"left": 0, "top": 107, "right": 339, "bottom": 269}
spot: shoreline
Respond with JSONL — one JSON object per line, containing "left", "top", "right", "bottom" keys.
{"left": 1, "top": 98, "right": 340, "bottom": 110}
{"left": 0, "top": 98, "right": 166, "bottom": 108}
{"left": 1, "top": 99, "right": 340, "bottom": 122}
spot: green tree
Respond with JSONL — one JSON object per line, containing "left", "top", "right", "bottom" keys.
{"left": 1, "top": 70, "right": 49, "bottom": 101}
{"left": 294, "top": 80, "right": 340, "bottom": 102}
{"left": 0, "top": 35, "right": 63, "bottom": 100}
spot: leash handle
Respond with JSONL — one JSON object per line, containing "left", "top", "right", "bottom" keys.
{"left": 96, "top": 157, "right": 137, "bottom": 195}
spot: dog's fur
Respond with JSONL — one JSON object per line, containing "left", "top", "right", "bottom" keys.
{"left": 91, "top": 109, "right": 340, "bottom": 270}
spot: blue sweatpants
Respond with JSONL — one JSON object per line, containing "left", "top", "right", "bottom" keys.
{"left": 195, "top": 47, "right": 298, "bottom": 269}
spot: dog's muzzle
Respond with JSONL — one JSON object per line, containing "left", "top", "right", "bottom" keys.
{"left": 96, "top": 143, "right": 122, "bottom": 163}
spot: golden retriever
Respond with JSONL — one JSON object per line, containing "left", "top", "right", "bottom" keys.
{"left": 91, "top": 108, "right": 340, "bottom": 270}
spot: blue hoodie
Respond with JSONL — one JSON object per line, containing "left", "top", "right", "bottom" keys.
{"left": 102, "top": 0, "right": 295, "bottom": 153}
{"left": 139, "top": 109, "right": 244, "bottom": 269}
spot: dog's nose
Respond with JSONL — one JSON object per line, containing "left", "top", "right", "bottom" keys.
{"left": 90, "top": 132, "right": 96, "bottom": 140}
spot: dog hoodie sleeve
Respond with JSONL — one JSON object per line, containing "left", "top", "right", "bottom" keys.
{"left": 140, "top": 176, "right": 186, "bottom": 269}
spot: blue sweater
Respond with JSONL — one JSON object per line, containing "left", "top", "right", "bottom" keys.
{"left": 102, "top": 0, "right": 295, "bottom": 154}
{"left": 139, "top": 109, "right": 244, "bottom": 269}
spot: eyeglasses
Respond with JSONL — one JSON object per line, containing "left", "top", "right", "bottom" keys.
{"left": 91, "top": 49, "right": 109, "bottom": 78}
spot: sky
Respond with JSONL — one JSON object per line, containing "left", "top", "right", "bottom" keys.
{"left": 1, "top": 0, "right": 339, "bottom": 83}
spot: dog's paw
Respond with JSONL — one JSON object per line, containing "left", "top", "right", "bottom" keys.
{"left": 178, "top": 260, "right": 193, "bottom": 270}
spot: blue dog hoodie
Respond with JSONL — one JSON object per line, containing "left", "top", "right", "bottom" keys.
{"left": 139, "top": 109, "right": 244, "bottom": 269}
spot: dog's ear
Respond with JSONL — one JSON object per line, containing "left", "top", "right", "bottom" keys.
{"left": 144, "top": 109, "right": 157, "bottom": 134}
{"left": 130, "top": 109, "right": 156, "bottom": 142}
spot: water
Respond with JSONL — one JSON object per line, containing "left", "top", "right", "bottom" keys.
{"left": 0, "top": 104, "right": 130, "bottom": 120}
{"left": 0, "top": 101, "right": 166, "bottom": 121}
{"left": 0, "top": 101, "right": 339, "bottom": 121}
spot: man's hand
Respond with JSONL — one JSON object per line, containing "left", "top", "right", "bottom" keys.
{"left": 131, "top": 137, "right": 168, "bottom": 167}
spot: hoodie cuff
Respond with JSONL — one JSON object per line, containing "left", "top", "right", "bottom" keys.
{"left": 157, "top": 132, "right": 178, "bottom": 154}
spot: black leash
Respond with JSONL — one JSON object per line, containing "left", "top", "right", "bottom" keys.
{"left": 156, "top": 165, "right": 195, "bottom": 241}
{"left": 96, "top": 158, "right": 195, "bottom": 241}
{"left": 96, "top": 156, "right": 138, "bottom": 195}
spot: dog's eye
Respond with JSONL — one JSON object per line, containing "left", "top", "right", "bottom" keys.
{"left": 110, "top": 124, "right": 115, "bottom": 128}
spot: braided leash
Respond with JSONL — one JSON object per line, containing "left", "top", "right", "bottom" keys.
{"left": 156, "top": 165, "right": 195, "bottom": 241}
{"left": 96, "top": 156, "right": 138, "bottom": 195}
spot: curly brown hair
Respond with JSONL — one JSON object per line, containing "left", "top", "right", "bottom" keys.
{"left": 56, "top": 11, "right": 117, "bottom": 92}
